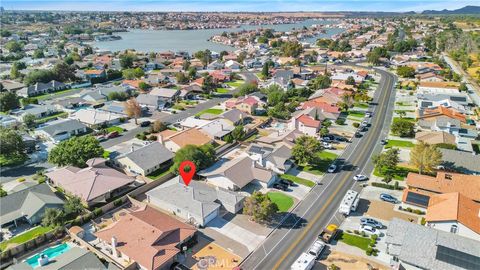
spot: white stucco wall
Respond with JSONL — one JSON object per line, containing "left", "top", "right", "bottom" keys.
{"left": 427, "top": 220, "right": 479, "bottom": 241}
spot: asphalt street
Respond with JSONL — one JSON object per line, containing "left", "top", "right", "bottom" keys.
{"left": 240, "top": 67, "right": 397, "bottom": 270}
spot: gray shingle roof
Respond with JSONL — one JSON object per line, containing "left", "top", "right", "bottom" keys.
{"left": 0, "top": 183, "right": 64, "bottom": 226}
{"left": 386, "top": 218, "right": 480, "bottom": 270}
{"left": 119, "top": 142, "right": 173, "bottom": 171}
{"left": 7, "top": 247, "right": 107, "bottom": 270}
{"left": 147, "top": 177, "right": 244, "bottom": 219}
{"left": 440, "top": 148, "right": 480, "bottom": 174}
{"left": 37, "top": 119, "right": 86, "bottom": 137}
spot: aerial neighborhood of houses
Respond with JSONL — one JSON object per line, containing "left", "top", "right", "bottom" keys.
{"left": 1, "top": 8, "right": 480, "bottom": 270}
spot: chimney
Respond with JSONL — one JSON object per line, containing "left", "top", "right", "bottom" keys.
{"left": 131, "top": 145, "right": 135, "bottom": 153}
{"left": 221, "top": 124, "right": 224, "bottom": 131}
{"left": 111, "top": 236, "right": 119, "bottom": 258}
{"left": 158, "top": 134, "right": 164, "bottom": 145}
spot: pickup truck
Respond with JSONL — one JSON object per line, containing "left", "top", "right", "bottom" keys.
{"left": 318, "top": 224, "right": 339, "bottom": 243}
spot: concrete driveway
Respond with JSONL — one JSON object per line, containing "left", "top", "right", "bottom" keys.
{"left": 269, "top": 184, "right": 309, "bottom": 201}
{"left": 205, "top": 216, "right": 266, "bottom": 253}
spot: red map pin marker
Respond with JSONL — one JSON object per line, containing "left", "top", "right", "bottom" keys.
{"left": 179, "top": 160, "right": 196, "bottom": 186}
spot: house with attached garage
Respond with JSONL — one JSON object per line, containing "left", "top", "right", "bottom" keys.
{"left": 425, "top": 192, "right": 480, "bottom": 241}
{"left": 289, "top": 109, "right": 322, "bottom": 137}
{"left": 111, "top": 142, "right": 174, "bottom": 176}
{"left": 0, "top": 183, "right": 64, "bottom": 228}
{"left": 10, "top": 104, "right": 58, "bottom": 119}
{"left": 199, "top": 154, "right": 277, "bottom": 191}
{"left": 70, "top": 108, "right": 123, "bottom": 128}
{"left": 136, "top": 93, "right": 167, "bottom": 111}
{"left": 35, "top": 118, "right": 87, "bottom": 143}
{"left": 146, "top": 176, "right": 245, "bottom": 226}
{"left": 17, "top": 80, "right": 68, "bottom": 97}
{"left": 156, "top": 127, "right": 213, "bottom": 153}
{"left": 46, "top": 158, "right": 137, "bottom": 207}
{"left": 199, "top": 119, "right": 235, "bottom": 140}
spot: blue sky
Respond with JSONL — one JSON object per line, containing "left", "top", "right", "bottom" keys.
{"left": 2, "top": 0, "right": 478, "bottom": 12}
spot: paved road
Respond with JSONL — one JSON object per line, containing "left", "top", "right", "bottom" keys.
{"left": 240, "top": 67, "right": 397, "bottom": 270}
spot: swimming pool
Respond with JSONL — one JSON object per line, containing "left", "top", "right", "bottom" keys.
{"left": 25, "top": 243, "right": 72, "bottom": 268}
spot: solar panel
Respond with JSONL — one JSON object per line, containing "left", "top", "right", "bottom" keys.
{"left": 436, "top": 245, "right": 480, "bottom": 270}
{"left": 450, "top": 96, "right": 467, "bottom": 102}
{"left": 405, "top": 192, "right": 430, "bottom": 207}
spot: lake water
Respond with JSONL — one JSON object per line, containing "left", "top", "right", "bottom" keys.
{"left": 93, "top": 19, "right": 344, "bottom": 53}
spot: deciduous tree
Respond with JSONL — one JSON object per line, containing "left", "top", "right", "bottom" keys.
{"left": 410, "top": 142, "right": 442, "bottom": 175}
{"left": 292, "top": 135, "right": 322, "bottom": 165}
{"left": 243, "top": 191, "right": 278, "bottom": 223}
{"left": 48, "top": 135, "right": 104, "bottom": 167}
{"left": 124, "top": 97, "right": 142, "bottom": 124}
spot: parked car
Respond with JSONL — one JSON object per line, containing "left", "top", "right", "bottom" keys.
{"left": 380, "top": 193, "right": 398, "bottom": 203}
{"left": 280, "top": 179, "right": 294, "bottom": 186}
{"left": 106, "top": 131, "right": 119, "bottom": 139}
{"left": 361, "top": 121, "right": 369, "bottom": 127}
{"left": 96, "top": 135, "right": 107, "bottom": 142}
{"left": 322, "top": 142, "right": 333, "bottom": 149}
{"left": 140, "top": 121, "right": 151, "bottom": 127}
{"left": 354, "top": 132, "right": 362, "bottom": 138}
{"left": 321, "top": 136, "right": 332, "bottom": 142}
{"left": 273, "top": 183, "right": 288, "bottom": 191}
{"left": 360, "top": 218, "right": 383, "bottom": 229}
{"left": 359, "top": 225, "right": 381, "bottom": 236}
{"left": 307, "top": 240, "right": 326, "bottom": 259}
{"left": 353, "top": 174, "right": 368, "bottom": 181}
{"left": 380, "top": 139, "right": 388, "bottom": 145}
{"left": 327, "top": 164, "right": 337, "bottom": 173}
{"left": 365, "top": 112, "right": 373, "bottom": 118}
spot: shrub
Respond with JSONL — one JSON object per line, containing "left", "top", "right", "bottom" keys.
{"left": 353, "top": 230, "right": 359, "bottom": 235}
{"left": 414, "top": 209, "right": 425, "bottom": 215}
{"left": 148, "top": 135, "right": 158, "bottom": 141}
{"left": 360, "top": 231, "right": 367, "bottom": 237}
{"left": 394, "top": 181, "right": 399, "bottom": 190}
{"left": 371, "top": 182, "right": 404, "bottom": 190}
{"left": 346, "top": 230, "right": 352, "bottom": 233}
{"left": 421, "top": 217, "right": 426, "bottom": 225}
{"left": 366, "top": 247, "right": 373, "bottom": 256}
{"left": 371, "top": 234, "right": 378, "bottom": 241}
{"left": 335, "top": 118, "right": 345, "bottom": 125}
{"left": 17, "top": 178, "right": 26, "bottom": 182}
{"left": 113, "top": 198, "right": 123, "bottom": 207}
{"left": 353, "top": 122, "right": 360, "bottom": 128}
{"left": 93, "top": 208, "right": 103, "bottom": 217}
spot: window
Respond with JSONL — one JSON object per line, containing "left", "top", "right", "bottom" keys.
{"left": 450, "top": 225, "right": 458, "bottom": 234}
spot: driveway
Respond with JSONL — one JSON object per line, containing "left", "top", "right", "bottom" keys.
{"left": 269, "top": 184, "right": 309, "bottom": 201}
{"left": 204, "top": 216, "right": 266, "bottom": 253}
{"left": 286, "top": 167, "right": 321, "bottom": 183}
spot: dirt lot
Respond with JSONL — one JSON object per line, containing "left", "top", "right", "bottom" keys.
{"left": 187, "top": 235, "right": 241, "bottom": 270}
{"left": 319, "top": 251, "right": 389, "bottom": 270}
{"left": 366, "top": 200, "right": 418, "bottom": 223}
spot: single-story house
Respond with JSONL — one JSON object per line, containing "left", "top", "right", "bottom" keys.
{"left": 10, "top": 104, "right": 58, "bottom": 119}
{"left": 46, "top": 158, "right": 136, "bottom": 206}
{"left": 0, "top": 183, "right": 64, "bottom": 228}
{"left": 95, "top": 202, "right": 196, "bottom": 270}
{"left": 157, "top": 128, "right": 212, "bottom": 153}
{"left": 112, "top": 142, "right": 173, "bottom": 176}
{"left": 35, "top": 118, "right": 87, "bottom": 143}
{"left": 439, "top": 148, "right": 480, "bottom": 175}
{"left": 415, "top": 131, "right": 456, "bottom": 145}
{"left": 385, "top": 218, "right": 480, "bottom": 270}
{"left": 199, "top": 119, "right": 235, "bottom": 140}
{"left": 199, "top": 154, "right": 277, "bottom": 191}
{"left": 70, "top": 108, "right": 123, "bottom": 128}
{"left": 146, "top": 176, "right": 245, "bottom": 226}
{"left": 6, "top": 247, "right": 108, "bottom": 270}
{"left": 136, "top": 93, "right": 168, "bottom": 111}
{"left": 425, "top": 192, "right": 480, "bottom": 241}
{"left": 18, "top": 80, "right": 68, "bottom": 97}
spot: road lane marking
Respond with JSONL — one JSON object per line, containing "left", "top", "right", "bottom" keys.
{"left": 271, "top": 71, "right": 394, "bottom": 270}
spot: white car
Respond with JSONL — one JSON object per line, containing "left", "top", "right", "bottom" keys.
{"left": 353, "top": 174, "right": 368, "bottom": 181}
{"left": 361, "top": 121, "right": 369, "bottom": 127}
{"left": 322, "top": 142, "right": 333, "bottom": 149}
{"left": 360, "top": 225, "right": 381, "bottom": 236}
{"left": 327, "top": 164, "right": 337, "bottom": 173}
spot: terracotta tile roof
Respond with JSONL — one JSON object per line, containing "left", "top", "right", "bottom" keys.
{"left": 419, "top": 81, "right": 460, "bottom": 89}
{"left": 406, "top": 172, "right": 480, "bottom": 202}
{"left": 415, "top": 131, "right": 456, "bottom": 145}
{"left": 122, "top": 79, "right": 142, "bottom": 88}
{"left": 297, "top": 114, "right": 321, "bottom": 128}
{"left": 95, "top": 206, "right": 196, "bottom": 270}
{"left": 426, "top": 192, "right": 480, "bottom": 234}
{"left": 301, "top": 101, "right": 340, "bottom": 113}
{"left": 418, "top": 106, "right": 466, "bottom": 123}
{"left": 85, "top": 69, "right": 105, "bottom": 75}
{"left": 159, "top": 128, "right": 211, "bottom": 148}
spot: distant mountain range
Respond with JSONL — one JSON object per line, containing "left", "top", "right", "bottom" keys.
{"left": 421, "top": 5, "right": 480, "bottom": 14}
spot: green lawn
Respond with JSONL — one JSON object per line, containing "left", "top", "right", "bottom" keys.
{"left": 226, "top": 80, "right": 245, "bottom": 88}
{"left": 34, "top": 89, "right": 77, "bottom": 101}
{"left": 0, "top": 226, "right": 52, "bottom": 251}
{"left": 215, "top": 87, "right": 230, "bottom": 94}
{"left": 373, "top": 165, "right": 418, "bottom": 180}
{"left": 147, "top": 166, "right": 172, "bottom": 180}
{"left": 339, "top": 232, "right": 371, "bottom": 251}
{"left": 280, "top": 174, "right": 315, "bottom": 188}
{"left": 298, "top": 151, "right": 338, "bottom": 175}
{"left": 105, "top": 126, "right": 124, "bottom": 133}
{"left": 267, "top": 192, "right": 294, "bottom": 212}
{"left": 393, "top": 117, "right": 416, "bottom": 123}
{"left": 354, "top": 103, "right": 369, "bottom": 109}
{"left": 35, "top": 112, "right": 69, "bottom": 124}
{"left": 385, "top": 140, "right": 414, "bottom": 148}
{"left": 196, "top": 108, "right": 223, "bottom": 117}
{"left": 347, "top": 111, "right": 366, "bottom": 119}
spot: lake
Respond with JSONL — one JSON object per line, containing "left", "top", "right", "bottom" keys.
{"left": 92, "top": 19, "right": 344, "bottom": 53}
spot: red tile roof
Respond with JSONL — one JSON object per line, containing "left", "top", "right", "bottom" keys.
{"left": 301, "top": 101, "right": 340, "bottom": 113}
{"left": 298, "top": 114, "right": 321, "bottom": 128}
{"left": 95, "top": 206, "right": 196, "bottom": 270}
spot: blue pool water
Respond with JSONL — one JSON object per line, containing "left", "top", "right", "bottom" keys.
{"left": 25, "top": 243, "right": 72, "bottom": 268}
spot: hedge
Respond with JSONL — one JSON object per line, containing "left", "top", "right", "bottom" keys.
{"left": 371, "top": 182, "right": 404, "bottom": 190}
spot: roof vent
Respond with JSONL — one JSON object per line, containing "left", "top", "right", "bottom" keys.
{"left": 445, "top": 174, "right": 452, "bottom": 180}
